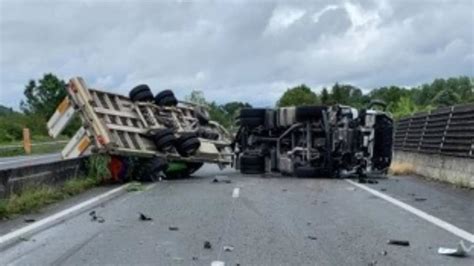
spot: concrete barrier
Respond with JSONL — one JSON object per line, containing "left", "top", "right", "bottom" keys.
{"left": 393, "top": 151, "right": 474, "bottom": 188}
{"left": 0, "top": 157, "right": 87, "bottom": 199}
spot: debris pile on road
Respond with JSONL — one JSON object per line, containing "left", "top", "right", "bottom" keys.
{"left": 203, "top": 241, "right": 212, "bottom": 249}
{"left": 212, "top": 176, "right": 232, "bottom": 184}
{"left": 139, "top": 212, "right": 153, "bottom": 221}
{"left": 89, "top": 210, "right": 105, "bottom": 223}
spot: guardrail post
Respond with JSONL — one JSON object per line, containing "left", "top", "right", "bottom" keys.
{"left": 23, "top": 128, "right": 31, "bottom": 154}
{"left": 439, "top": 106, "right": 454, "bottom": 152}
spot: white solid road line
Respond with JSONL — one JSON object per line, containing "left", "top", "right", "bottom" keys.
{"left": 345, "top": 179, "right": 474, "bottom": 243}
{"left": 0, "top": 184, "right": 129, "bottom": 249}
{"left": 232, "top": 187, "right": 240, "bottom": 198}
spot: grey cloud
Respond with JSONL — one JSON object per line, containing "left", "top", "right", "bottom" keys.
{"left": 0, "top": 0, "right": 472, "bottom": 109}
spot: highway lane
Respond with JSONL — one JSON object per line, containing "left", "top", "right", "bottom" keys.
{"left": 0, "top": 153, "right": 62, "bottom": 170}
{"left": 1, "top": 165, "right": 473, "bottom": 265}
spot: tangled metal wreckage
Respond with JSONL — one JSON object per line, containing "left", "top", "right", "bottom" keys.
{"left": 47, "top": 77, "right": 393, "bottom": 179}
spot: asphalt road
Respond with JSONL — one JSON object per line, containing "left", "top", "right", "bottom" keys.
{"left": 0, "top": 153, "right": 62, "bottom": 170}
{"left": 1, "top": 165, "right": 473, "bottom": 265}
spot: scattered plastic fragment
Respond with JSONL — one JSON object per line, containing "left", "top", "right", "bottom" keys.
{"left": 387, "top": 239, "right": 410, "bottom": 246}
{"left": 192, "top": 257, "right": 198, "bottom": 261}
{"left": 169, "top": 226, "right": 179, "bottom": 231}
{"left": 139, "top": 212, "right": 153, "bottom": 221}
{"left": 24, "top": 218, "right": 36, "bottom": 223}
{"left": 381, "top": 250, "right": 388, "bottom": 256}
{"left": 89, "top": 210, "right": 105, "bottom": 223}
{"left": 414, "top": 197, "right": 427, "bottom": 202}
{"left": 380, "top": 188, "right": 387, "bottom": 192}
{"left": 438, "top": 243, "right": 467, "bottom": 257}
{"left": 223, "top": 245, "right": 234, "bottom": 252}
{"left": 203, "top": 241, "right": 212, "bottom": 249}
{"left": 307, "top": 235, "right": 318, "bottom": 240}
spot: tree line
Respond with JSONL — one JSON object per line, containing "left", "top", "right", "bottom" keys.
{"left": 0, "top": 74, "right": 472, "bottom": 142}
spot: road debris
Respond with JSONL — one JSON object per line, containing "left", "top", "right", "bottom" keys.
{"left": 368, "top": 260, "right": 378, "bottom": 266}
{"left": 367, "top": 179, "right": 378, "bottom": 184}
{"left": 380, "top": 188, "right": 387, "bottom": 192}
{"left": 307, "top": 235, "right": 318, "bottom": 240}
{"left": 223, "top": 245, "right": 234, "bottom": 252}
{"left": 212, "top": 176, "right": 232, "bottom": 184}
{"left": 192, "top": 257, "right": 198, "bottom": 261}
{"left": 89, "top": 210, "right": 105, "bottom": 223}
{"left": 24, "top": 218, "right": 36, "bottom": 223}
{"left": 203, "top": 241, "right": 212, "bottom": 249}
{"left": 387, "top": 239, "right": 410, "bottom": 246}
{"left": 282, "top": 189, "right": 287, "bottom": 192}
{"left": 381, "top": 250, "right": 388, "bottom": 256}
{"left": 414, "top": 197, "right": 427, "bottom": 202}
{"left": 438, "top": 243, "right": 467, "bottom": 257}
{"left": 169, "top": 226, "right": 179, "bottom": 231}
{"left": 139, "top": 212, "right": 153, "bottom": 221}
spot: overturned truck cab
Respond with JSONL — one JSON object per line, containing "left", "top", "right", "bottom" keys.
{"left": 47, "top": 77, "right": 234, "bottom": 180}
{"left": 234, "top": 101, "right": 393, "bottom": 178}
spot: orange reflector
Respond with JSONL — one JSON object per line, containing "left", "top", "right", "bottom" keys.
{"left": 78, "top": 137, "right": 91, "bottom": 153}
{"left": 57, "top": 98, "right": 70, "bottom": 114}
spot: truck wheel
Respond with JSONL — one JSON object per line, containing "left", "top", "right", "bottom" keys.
{"left": 195, "top": 109, "right": 210, "bottom": 125}
{"left": 130, "top": 85, "right": 154, "bottom": 102}
{"left": 152, "top": 129, "right": 175, "bottom": 151}
{"left": 295, "top": 106, "right": 326, "bottom": 122}
{"left": 175, "top": 133, "right": 201, "bottom": 156}
{"left": 137, "top": 157, "right": 168, "bottom": 181}
{"left": 239, "top": 108, "right": 266, "bottom": 128}
{"left": 240, "top": 108, "right": 266, "bottom": 118}
{"left": 240, "top": 154, "right": 265, "bottom": 174}
{"left": 155, "top": 90, "right": 178, "bottom": 106}
{"left": 294, "top": 166, "right": 324, "bottom": 178}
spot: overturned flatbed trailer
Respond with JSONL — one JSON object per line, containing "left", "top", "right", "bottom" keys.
{"left": 47, "top": 77, "right": 234, "bottom": 178}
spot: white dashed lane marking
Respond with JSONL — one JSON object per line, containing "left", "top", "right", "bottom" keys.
{"left": 232, "top": 187, "right": 240, "bottom": 198}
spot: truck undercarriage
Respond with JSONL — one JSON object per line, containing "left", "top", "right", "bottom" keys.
{"left": 234, "top": 102, "right": 393, "bottom": 178}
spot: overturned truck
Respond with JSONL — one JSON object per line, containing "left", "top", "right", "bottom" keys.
{"left": 234, "top": 101, "right": 393, "bottom": 178}
{"left": 47, "top": 77, "right": 233, "bottom": 179}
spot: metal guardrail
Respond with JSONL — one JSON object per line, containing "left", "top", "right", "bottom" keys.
{"left": 394, "top": 104, "right": 474, "bottom": 158}
{"left": 0, "top": 140, "right": 69, "bottom": 151}
{"left": 0, "top": 156, "right": 87, "bottom": 199}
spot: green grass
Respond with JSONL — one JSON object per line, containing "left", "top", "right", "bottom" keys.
{"left": 0, "top": 177, "right": 101, "bottom": 219}
{"left": 0, "top": 154, "right": 109, "bottom": 219}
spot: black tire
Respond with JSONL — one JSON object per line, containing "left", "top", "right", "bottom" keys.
{"left": 136, "top": 157, "right": 168, "bottom": 181}
{"left": 240, "top": 154, "right": 265, "bottom": 174}
{"left": 131, "top": 90, "right": 154, "bottom": 102}
{"left": 196, "top": 109, "right": 209, "bottom": 125}
{"left": 240, "top": 108, "right": 266, "bottom": 118}
{"left": 372, "top": 114, "right": 393, "bottom": 170}
{"left": 151, "top": 129, "right": 175, "bottom": 151}
{"left": 155, "top": 90, "right": 178, "bottom": 106}
{"left": 240, "top": 117, "right": 264, "bottom": 127}
{"left": 177, "top": 138, "right": 201, "bottom": 156}
{"left": 130, "top": 85, "right": 152, "bottom": 99}
{"left": 175, "top": 133, "right": 200, "bottom": 156}
{"left": 295, "top": 106, "right": 327, "bottom": 122}
{"left": 294, "top": 166, "right": 319, "bottom": 178}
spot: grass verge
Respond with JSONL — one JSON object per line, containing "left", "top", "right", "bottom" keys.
{"left": 0, "top": 177, "right": 101, "bottom": 219}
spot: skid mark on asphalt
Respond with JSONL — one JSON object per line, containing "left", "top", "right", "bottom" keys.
{"left": 345, "top": 179, "right": 474, "bottom": 243}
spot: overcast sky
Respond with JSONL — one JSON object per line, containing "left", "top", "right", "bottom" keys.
{"left": 0, "top": 0, "right": 473, "bottom": 109}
